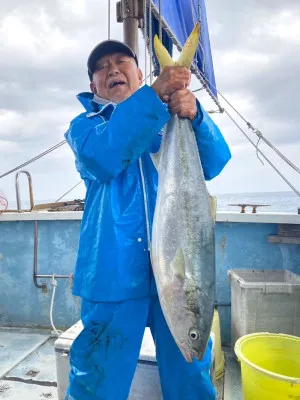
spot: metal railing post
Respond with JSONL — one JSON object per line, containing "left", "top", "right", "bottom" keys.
{"left": 15, "top": 170, "right": 34, "bottom": 212}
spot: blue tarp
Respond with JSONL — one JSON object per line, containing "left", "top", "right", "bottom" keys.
{"left": 151, "top": 0, "right": 217, "bottom": 97}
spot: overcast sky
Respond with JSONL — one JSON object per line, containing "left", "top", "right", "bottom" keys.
{"left": 0, "top": 0, "right": 299, "bottom": 204}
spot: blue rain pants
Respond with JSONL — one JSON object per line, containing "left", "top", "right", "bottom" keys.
{"left": 66, "top": 295, "right": 216, "bottom": 400}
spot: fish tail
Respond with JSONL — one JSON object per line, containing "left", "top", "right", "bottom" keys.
{"left": 153, "top": 35, "right": 175, "bottom": 69}
{"left": 176, "top": 23, "right": 200, "bottom": 69}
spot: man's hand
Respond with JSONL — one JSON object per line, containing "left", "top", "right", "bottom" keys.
{"left": 168, "top": 89, "right": 197, "bottom": 120}
{"left": 151, "top": 66, "right": 191, "bottom": 102}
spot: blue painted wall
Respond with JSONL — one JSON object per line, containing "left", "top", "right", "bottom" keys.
{"left": 0, "top": 220, "right": 81, "bottom": 330}
{"left": 0, "top": 219, "right": 299, "bottom": 344}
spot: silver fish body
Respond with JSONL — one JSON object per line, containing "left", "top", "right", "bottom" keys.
{"left": 151, "top": 115, "right": 215, "bottom": 362}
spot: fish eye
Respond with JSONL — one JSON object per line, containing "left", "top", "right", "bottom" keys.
{"left": 189, "top": 329, "right": 200, "bottom": 341}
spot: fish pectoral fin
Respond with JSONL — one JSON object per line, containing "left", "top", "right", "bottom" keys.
{"left": 154, "top": 35, "right": 175, "bottom": 69}
{"left": 176, "top": 23, "right": 200, "bottom": 68}
{"left": 209, "top": 195, "right": 217, "bottom": 222}
{"left": 150, "top": 150, "right": 161, "bottom": 170}
{"left": 171, "top": 248, "right": 185, "bottom": 280}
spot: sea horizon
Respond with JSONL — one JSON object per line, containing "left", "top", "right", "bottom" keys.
{"left": 1, "top": 190, "right": 299, "bottom": 213}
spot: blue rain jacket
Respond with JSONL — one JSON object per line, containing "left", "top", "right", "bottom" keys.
{"left": 65, "top": 85, "right": 231, "bottom": 302}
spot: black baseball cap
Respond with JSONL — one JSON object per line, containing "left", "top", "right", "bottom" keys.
{"left": 87, "top": 40, "right": 139, "bottom": 81}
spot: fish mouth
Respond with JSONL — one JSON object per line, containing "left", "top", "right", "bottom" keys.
{"left": 179, "top": 347, "right": 194, "bottom": 363}
{"left": 108, "top": 80, "right": 127, "bottom": 89}
{"left": 183, "top": 351, "right": 193, "bottom": 363}
{"left": 192, "top": 351, "right": 205, "bottom": 362}
{"left": 181, "top": 349, "right": 205, "bottom": 363}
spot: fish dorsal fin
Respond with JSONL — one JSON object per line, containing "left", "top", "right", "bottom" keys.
{"left": 209, "top": 195, "right": 217, "bottom": 222}
{"left": 171, "top": 248, "right": 185, "bottom": 280}
{"left": 153, "top": 23, "right": 200, "bottom": 70}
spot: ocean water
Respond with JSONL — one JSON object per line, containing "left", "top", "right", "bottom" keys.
{"left": 214, "top": 191, "right": 300, "bottom": 213}
{"left": 1, "top": 191, "right": 299, "bottom": 213}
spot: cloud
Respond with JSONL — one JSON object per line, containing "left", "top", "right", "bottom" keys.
{"left": 200, "top": 0, "right": 300, "bottom": 177}
{"left": 0, "top": 0, "right": 299, "bottom": 202}
{"left": 207, "top": 139, "right": 300, "bottom": 195}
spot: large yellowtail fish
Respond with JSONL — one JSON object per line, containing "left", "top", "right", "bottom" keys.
{"left": 151, "top": 23, "right": 216, "bottom": 363}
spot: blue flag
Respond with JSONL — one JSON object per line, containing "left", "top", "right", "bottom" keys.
{"left": 151, "top": 0, "right": 217, "bottom": 97}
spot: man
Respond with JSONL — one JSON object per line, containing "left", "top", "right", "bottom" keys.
{"left": 64, "top": 39, "right": 231, "bottom": 400}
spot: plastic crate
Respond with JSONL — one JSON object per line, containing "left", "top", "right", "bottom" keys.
{"left": 228, "top": 269, "right": 300, "bottom": 348}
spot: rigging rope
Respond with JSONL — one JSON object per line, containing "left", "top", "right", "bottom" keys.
{"left": 0, "top": 140, "right": 66, "bottom": 180}
{"left": 192, "top": 0, "right": 205, "bottom": 75}
{"left": 203, "top": 70, "right": 300, "bottom": 174}
{"left": 260, "top": 134, "right": 300, "bottom": 174}
{"left": 108, "top": 0, "right": 111, "bottom": 39}
{"left": 158, "top": 0, "right": 162, "bottom": 41}
{"left": 55, "top": 180, "right": 83, "bottom": 203}
{"left": 144, "top": 0, "right": 148, "bottom": 84}
{"left": 149, "top": 0, "right": 153, "bottom": 84}
{"left": 193, "top": 0, "right": 299, "bottom": 177}
{"left": 197, "top": 68, "right": 300, "bottom": 178}
{"left": 224, "top": 109, "right": 300, "bottom": 197}
{"left": 144, "top": 1, "right": 148, "bottom": 84}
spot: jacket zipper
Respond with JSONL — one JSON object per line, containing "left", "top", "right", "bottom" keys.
{"left": 138, "top": 157, "right": 151, "bottom": 251}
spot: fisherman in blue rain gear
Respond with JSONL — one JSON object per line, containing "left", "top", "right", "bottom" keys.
{"left": 64, "top": 39, "right": 231, "bottom": 400}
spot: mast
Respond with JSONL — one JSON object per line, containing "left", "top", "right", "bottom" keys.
{"left": 116, "top": 0, "right": 145, "bottom": 57}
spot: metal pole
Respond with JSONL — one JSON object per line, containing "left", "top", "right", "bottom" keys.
{"left": 124, "top": 17, "right": 139, "bottom": 56}
{"left": 108, "top": 0, "right": 111, "bottom": 39}
{"left": 117, "top": 0, "right": 144, "bottom": 58}
{"left": 33, "top": 220, "right": 47, "bottom": 291}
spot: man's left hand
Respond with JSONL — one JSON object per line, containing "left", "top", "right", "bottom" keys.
{"left": 167, "top": 89, "right": 197, "bottom": 120}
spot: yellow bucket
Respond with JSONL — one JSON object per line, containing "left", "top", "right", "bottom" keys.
{"left": 234, "top": 333, "right": 300, "bottom": 400}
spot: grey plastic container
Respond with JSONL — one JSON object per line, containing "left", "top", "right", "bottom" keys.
{"left": 228, "top": 269, "right": 300, "bottom": 348}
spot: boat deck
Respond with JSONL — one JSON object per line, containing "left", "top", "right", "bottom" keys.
{"left": 0, "top": 326, "right": 242, "bottom": 400}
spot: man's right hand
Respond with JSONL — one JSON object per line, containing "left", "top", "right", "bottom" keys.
{"left": 151, "top": 66, "right": 191, "bottom": 103}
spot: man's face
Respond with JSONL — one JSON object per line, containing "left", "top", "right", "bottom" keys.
{"left": 90, "top": 52, "right": 143, "bottom": 104}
